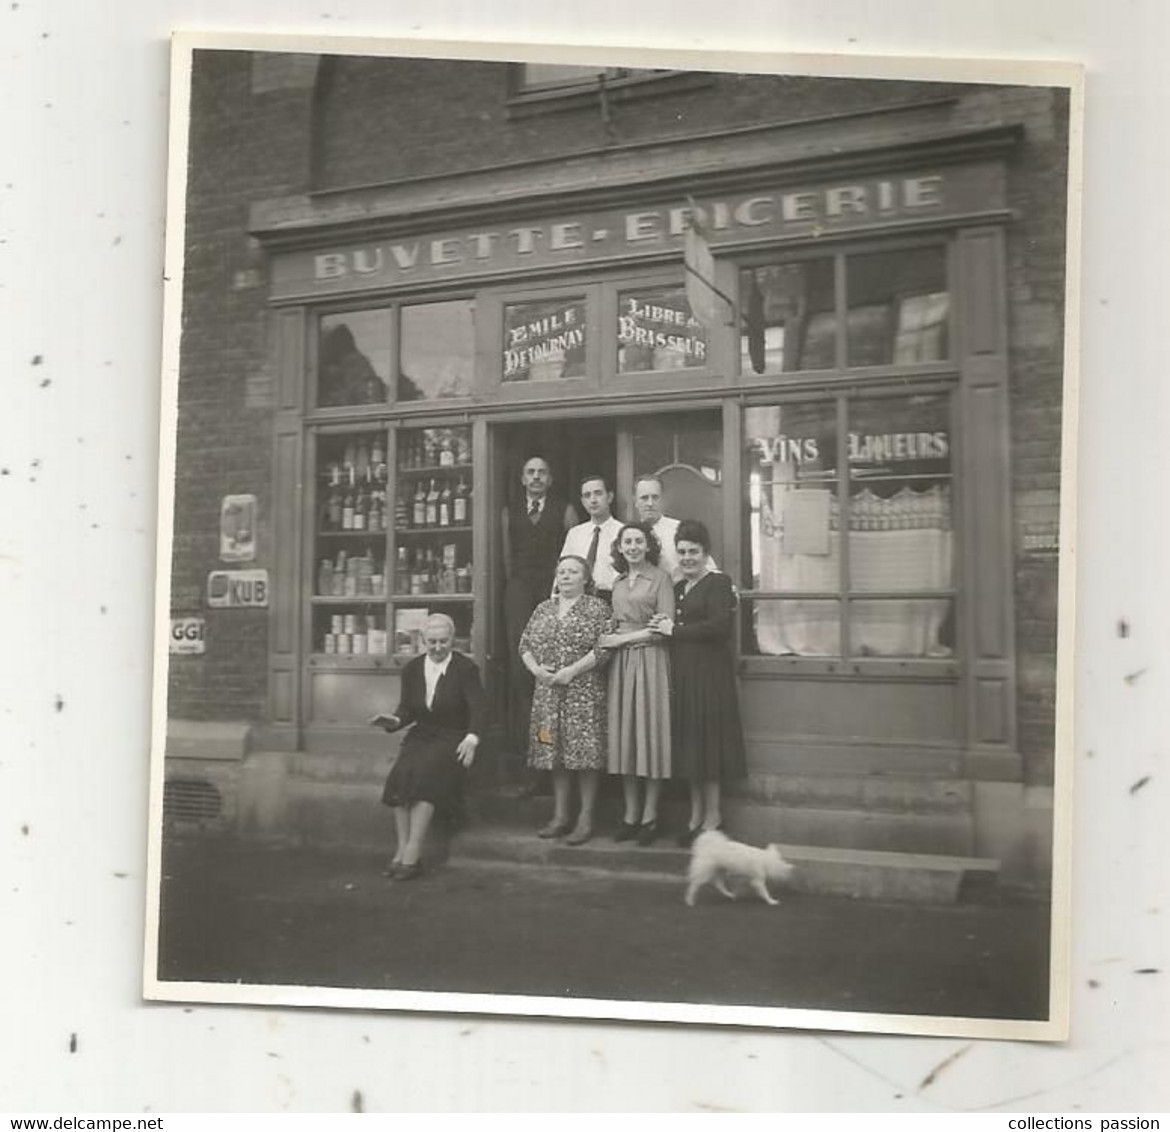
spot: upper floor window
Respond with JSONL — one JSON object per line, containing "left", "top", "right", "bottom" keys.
{"left": 518, "top": 65, "right": 668, "bottom": 95}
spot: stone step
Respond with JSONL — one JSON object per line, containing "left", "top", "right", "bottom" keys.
{"left": 450, "top": 828, "right": 1000, "bottom": 905}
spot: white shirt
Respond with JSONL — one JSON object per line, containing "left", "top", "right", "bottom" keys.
{"left": 651, "top": 515, "right": 719, "bottom": 582}
{"left": 560, "top": 515, "right": 624, "bottom": 593}
{"left": 423, "top": 653, "right": 453, "bottom": 709}
{"left": 525, "top": 495, "right": 545, "bottom": 518}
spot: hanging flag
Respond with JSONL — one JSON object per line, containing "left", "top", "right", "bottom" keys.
{"left": 683, "top": 202, "right": 734, "bottom": 330}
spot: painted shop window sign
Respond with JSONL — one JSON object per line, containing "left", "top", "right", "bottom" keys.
{"left": 617, "top": 285, "right": 709, "bottom": 374}
{"left": 739, "top": 259, "right": 835, "bottom": 375}
{"left": 846, "top": 246, "right": 950, "bottom": 367}
{"left": 502, "top": 297, "right": 588, "bottom": 382}
{"left": 399, "top": 300, "right": 475, "bottom": 402}
{"left": 317, "top": 309, "right": 391, "bottom": 408}
{"left": 219, "top": 494, "right": 257, "bottom": 562}
{"left": 741, "top": 392, "right": 955, "bottom": 660}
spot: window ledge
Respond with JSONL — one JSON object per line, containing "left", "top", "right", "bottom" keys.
{"left": 506, "top": 72, "right": 714, "bottom": 120}
{"left": 739, "top": 655, "right": 959, "bottom": 680}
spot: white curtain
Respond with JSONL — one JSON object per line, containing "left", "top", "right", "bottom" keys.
{"left": 755, "top": 484, "right": 953, "bottom": 657}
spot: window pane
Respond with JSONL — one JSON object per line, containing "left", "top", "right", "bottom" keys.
{"left": 844, "top": 393, "right": 954, "bottom": 658}
{"left": 318, "top": 310, "right": 391, "bottom": 408}
{"left": 393, "top": 604, "right": 473, "bottom": 658}
{"left": 739, "top": 259, "right": 835, "bottom": 374}
{"left": 850, "top": 598, "right": 955, "bottom": 658}
{"left": 399, "top": 300, "right": 475, "bottom": 402}
{"left": 743, "top": 599, "right": 840, "bottom": 657}
{"left": 520, "top": 65, "right": 663, "bottom": 91}
{"left": 846, "top": 247, "right": 949, "bottom": 367}
{"left": 744, "top": 401, "right": 838, "bottom": 591}
{"left": 617, "top": 286, "right": 709, "bottom": 373}
{"left": 503, "top": 297, "right": 587, "bottom": 382}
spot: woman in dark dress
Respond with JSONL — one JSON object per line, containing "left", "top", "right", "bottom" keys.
{"left": 371, "top": 613, "right": 486, "bottom": 880}
{"left": 649, "top": 519, "right": 746, "bottom": 846}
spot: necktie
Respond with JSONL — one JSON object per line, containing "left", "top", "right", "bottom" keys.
{"left": 585, "top": 525, "right": 601, "bottom": 574}
{"left": 528, "top": 499, "right": 541, "bottom": 524}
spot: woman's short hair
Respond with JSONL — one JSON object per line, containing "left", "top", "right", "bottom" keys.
{"left": 674, "top": 519, "right": 711, "bottom": 555}
{"left": 556, "top": 554, "right": 596, "bottom": 596}
{"left": 422, "top": 612, "right": 456, "bottom": 637}
{"left": 610, "top": 521, "right": 662, "bottom": 576}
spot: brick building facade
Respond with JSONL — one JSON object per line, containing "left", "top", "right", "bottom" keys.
{"left": 164, "top": 50, "right": 1070, "bottom": 887}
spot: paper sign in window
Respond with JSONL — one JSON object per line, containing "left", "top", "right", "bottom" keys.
{"left": 781, "top": 488, "right": 832, "bottom": 556}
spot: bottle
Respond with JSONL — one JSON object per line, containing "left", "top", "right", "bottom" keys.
{"left": 317, "top": 558, "right": 334, "bottom": 597}
{"left": 371, "top": 437, "right": 386, "bottom": 482}
{"left": 438, "top": 479, "right": 451, "bottom": 527}
{"left": 453, "top": 476, "right": 467, "bottom": 524}
{"left": 368, "top": 489, "right": 382, "bottom": 533}
{"left": 395, "top": 546, "right": 409, "bottom": 594}
{"left": 342, "top": 485, "right": 355, "bottom": 530}
{"left": 342, "top": 442, "right": 356, "bottom": 482}
{"left": 355, "top": 442, "right": 369, "bottom": 483}
{"left": 327, "top": 462, "right": 341, "bottom": 487}
{"left": 439, "top": 436, "right": 455, "bottom": 467}
{"left": 352, "top": 486, "right": 366, "bottom": 531}
{"left": 425, "top": 478, "right": 439, "bottom": 527}
{"left": 327, "top": 484, "right": 342, "bottom": 529}
{"left": 412, "top": 480, "right": 426, "bottom": 527}
{"left": 335, "top": 550, "right": 348, "bottom": 596}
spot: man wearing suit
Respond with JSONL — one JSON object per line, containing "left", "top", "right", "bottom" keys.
{"left": 501, "top": 455, "right": 577, "bottom": 777}
{"left": 372, "top": 613, "right": 486, "bottom": 880}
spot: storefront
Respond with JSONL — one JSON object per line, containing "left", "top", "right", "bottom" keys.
{"left": 248, "top": 131, "right": 1024, "bottom": 789}
{"left": 163, "top": 56, "right": 1068, "bottom": 884}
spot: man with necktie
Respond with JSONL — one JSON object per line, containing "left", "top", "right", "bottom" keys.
{"left": 501, "top": 456, "right": 577, "bottom": 785}
{"left": 560, "top": 474, "right": 624, "bottom": 604}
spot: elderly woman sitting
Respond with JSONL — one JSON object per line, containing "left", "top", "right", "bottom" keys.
{"left": 371, "top": 613, "right": 486, "bottom": 880}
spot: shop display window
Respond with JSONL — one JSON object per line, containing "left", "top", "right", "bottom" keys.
{"left": 390, "top": 425, "right": 475, "bottom": 654}
{"left": 399, "top": 300, "right": 475, "bottom": 402}
{"left": 616, "top": 284, "right": 709, "bottom": 373}
{"left": 311, "top": 428, "right": 390, "bottom": 656}
{"left": 502, "top": 297, "right": 588, "bottom": 382}
{"left": 741, "top": 391, "right": 955, "bottom": 660}
{"left": 317, "top": 310, "right": 391, "bottom": 408}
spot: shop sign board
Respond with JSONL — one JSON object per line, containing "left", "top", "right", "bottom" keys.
{"left": 207, "top": 569, "right": 269, "bottom": 608}
{"left": 170, "top": 617, "right": 206, "bottom": 655}
{"left": 271, "top": 164, "right": 1006, "bottom": 300}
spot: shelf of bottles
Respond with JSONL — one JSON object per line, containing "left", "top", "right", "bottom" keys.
{"left": 313, "top": 429, "right": 390, "bottom": 659}
{"left": 391, "top": 425, "right": 474, "bottom": 656}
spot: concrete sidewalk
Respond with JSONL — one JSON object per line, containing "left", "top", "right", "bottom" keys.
{"left": 155, "top": 832, "right": 1052, "bottom": 1023}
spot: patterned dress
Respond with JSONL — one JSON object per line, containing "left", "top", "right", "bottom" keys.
{"left": 520, "top": 594, "right": 614, "bottom": 771}
{"left": 606, "top": 564, "right": 674, "bottom": 779}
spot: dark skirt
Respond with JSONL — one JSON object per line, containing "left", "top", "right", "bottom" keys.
{"left": 381, "top": 726, "right": 464, "bottom": 812}
{"left": 670, "top": 642, "right": 747, "bottom": 783}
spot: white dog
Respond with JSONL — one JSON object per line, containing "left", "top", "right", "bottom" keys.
{"left": 685, "top": 830, "right": 795, "bottom": 907}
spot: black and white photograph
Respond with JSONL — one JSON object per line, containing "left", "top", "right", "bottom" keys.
{"left": 144, "top": 34, "right": 1080, "bottom": 1039}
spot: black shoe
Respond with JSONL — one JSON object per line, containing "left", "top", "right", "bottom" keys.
{"left": 613, "top": 820, "right": 639, "bottom": 843}
{"left": 636, "top": 820, "right": 659, "bottom": 847}
{"left": 676, "top": 826, "right": 701, "bottom": 849}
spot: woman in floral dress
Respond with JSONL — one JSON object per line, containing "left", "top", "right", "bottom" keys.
{"left": 519, "top": 554, "right": 614, "bottom": 845}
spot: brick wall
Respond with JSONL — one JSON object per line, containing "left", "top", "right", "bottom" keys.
{"left": 955, "top": 86, "right": 1069, "bottom": 784}
{"left": 172, "top": 55, "right": 1069, "bottom": 786}
{"left": 168, "top": 50, "right": 315, "bottom": 721}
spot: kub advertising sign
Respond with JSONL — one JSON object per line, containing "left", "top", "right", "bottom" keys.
{"left": 207, "top": 569, "right": 269, "bottom": 608}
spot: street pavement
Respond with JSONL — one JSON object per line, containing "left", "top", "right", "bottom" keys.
{"left": 156, "top": 833, "right": 1051, "bottom": 1022}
